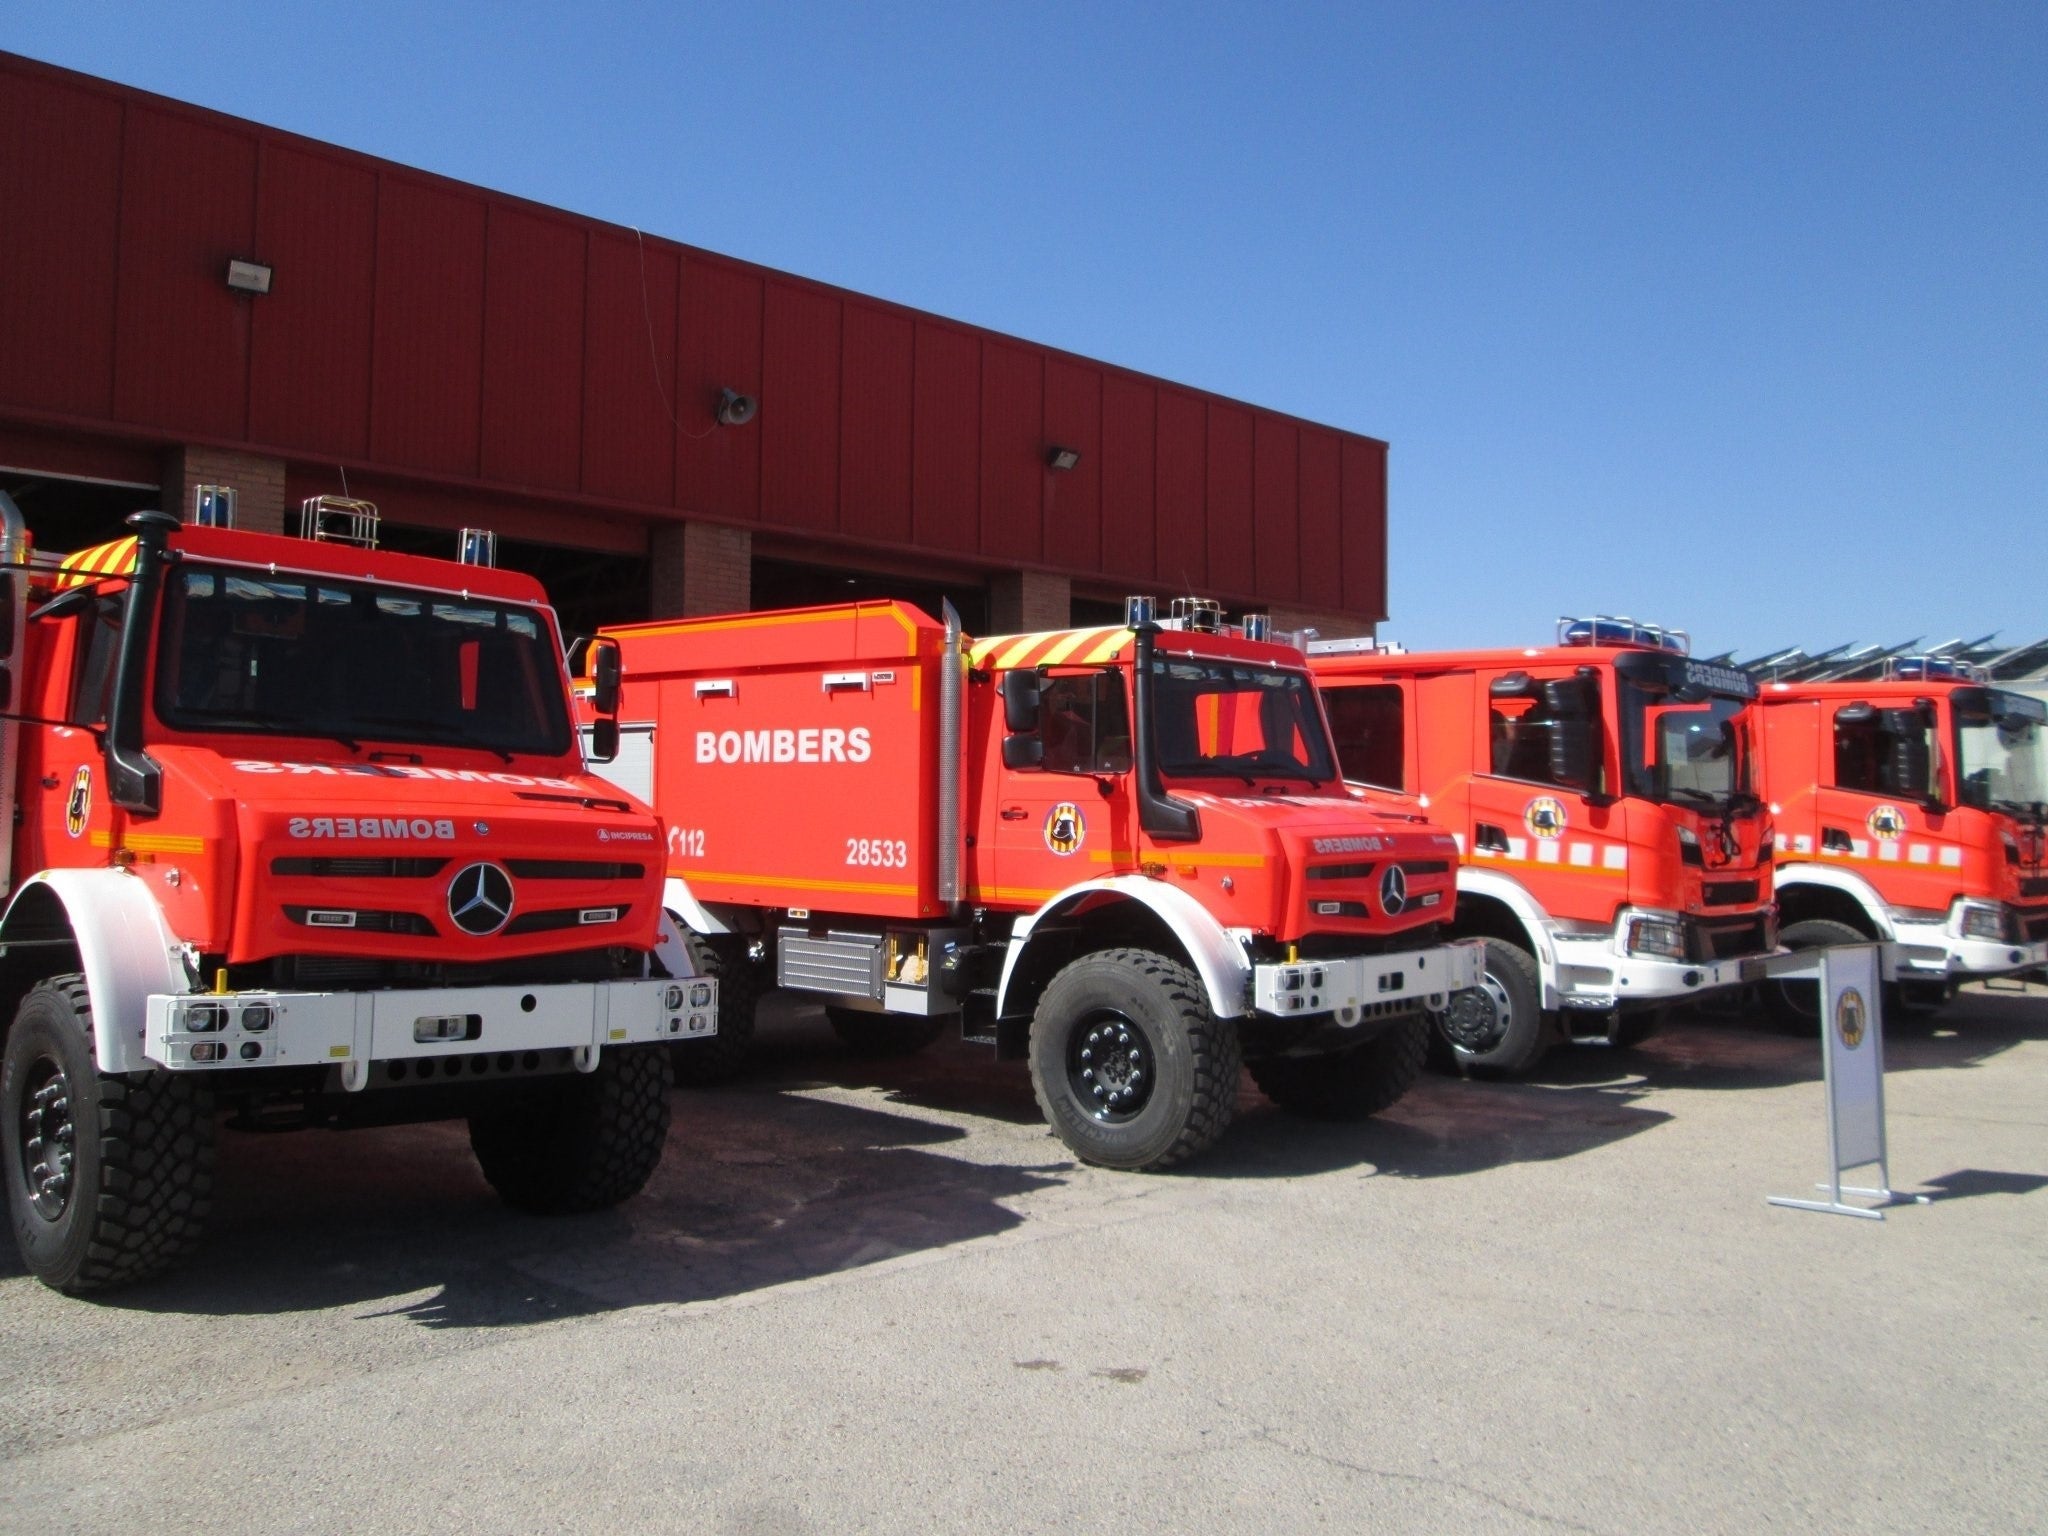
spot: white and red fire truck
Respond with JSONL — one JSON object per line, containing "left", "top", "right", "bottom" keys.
{"left": 579, "top": 596, "right": 1483, "bottom": 1170}
{"left": 1752, "top": 656, "right": 2048, "bottom": 1022}
{"left": 0, "top": 494, "right": 714, "bottom": 1292}
{"left": 1309, "top": 617, "right": 1781, "bottom": 1074}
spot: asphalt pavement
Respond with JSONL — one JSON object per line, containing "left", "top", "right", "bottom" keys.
{"left": 2, "top": 985, "right": 2043, "bottom": 1535}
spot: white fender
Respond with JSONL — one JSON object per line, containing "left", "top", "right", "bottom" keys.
{"left": 662, "top": 875, "right": 732, "bottom": 937}
{"left": 650, "top": 906, "right": 703, "bottom": 979}
{"left": 996, "top": 875, "right": 1253, "bottom": 1020}
{"left": 1454, "top": 868, "right": 1562, "bottom": 964}
{"left": 0, "top": 869, "right": 190, "bottom": 1074}
{"left": 1771, "top": 864, "right": 1897, "bottom": 939}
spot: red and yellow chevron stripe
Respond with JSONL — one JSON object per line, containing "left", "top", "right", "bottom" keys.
{"left": 967, "top": 626, "right": 1133, "bottom": 671}
{"left": 54, "top": 536, "right": 140, "bottom": 590}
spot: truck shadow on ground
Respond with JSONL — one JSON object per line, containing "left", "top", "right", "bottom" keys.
{"left": 84, "top": 1086, "right": 1063, "bottom": 1329}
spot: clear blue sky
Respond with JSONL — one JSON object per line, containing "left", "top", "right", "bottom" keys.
{"left": 11, "top": 3, "right": 2043, "bottom": 658}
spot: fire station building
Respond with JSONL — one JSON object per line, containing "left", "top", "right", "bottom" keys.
{"left": 0, "top": 53, "right": 1388, "bottom": 641}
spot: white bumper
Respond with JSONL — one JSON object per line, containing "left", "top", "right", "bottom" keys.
{"left": 1548, "top": 931, "right": 1786, "bottom": 1011}
{"left": 144, "top": 976, "right": 717, "bottom": 1086}
{"left": 1885, "top": 917, "right": 2048, "bottom": 982}
{"left": 1253, "top": 939, "right": 1485, "bottom": 1026}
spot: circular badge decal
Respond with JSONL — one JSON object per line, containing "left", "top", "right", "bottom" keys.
{"left": 1836, "top": 987, "right": 1867, "bottom": 1050}
{"left": 1867, "top": 804, "right": 1905, "bottom": 842}
{"left": 65, "top": 765, "right": 92, "bottom": 838}
{"left": 1043, "top": 802, "right": 1085, "bottom": 857}
{"left": 448, "top": 862, "right": 516, "bottom": 936}
{"left": 1525, "top": 796, "right": 1567, "bottom": 840}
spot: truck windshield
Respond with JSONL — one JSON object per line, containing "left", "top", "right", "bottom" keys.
{"left": 1618, "top": 685, "right": 1754, "bottom": 809}
{"left": 1955, "top": 693, "right": 2048, "bottom": 814}
{"left": 154, "top": 564, "right": 572, "bottom": 757}
{"left": 1150, "top": 657, "right": 1336, "bottom": 785}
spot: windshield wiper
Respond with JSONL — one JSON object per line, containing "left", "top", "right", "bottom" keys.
{"left": 177, "top": 709, "right": 362, "bottom": 754}
{"left": 351, "top": 715, "right": 516, "bottom": 764}
{"left": 1661, "top": 786, "right": 1730, "bottom": 808}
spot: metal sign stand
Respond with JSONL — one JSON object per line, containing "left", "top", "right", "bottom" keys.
{"left": 1769, "top": 944, "right": 1920, "bottom": 1221}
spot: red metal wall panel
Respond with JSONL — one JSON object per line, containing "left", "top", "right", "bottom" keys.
{"left": 674, "top": 256, "right": 763, "bottom": 522}
{"left": 0, "top": 70, "right": 121, "bottom": 418}
{"left": 839, "top": 303, "right": 914, "bottom": 545}
{"left": 112, "top": 105, "right": 256, "bottom": 439}
{"left": 1154, "top": 391, "right": 1207, "bottom": 591}
{"left": 249, "top": 144, "right": 376, "bottom": 458}
{"left": 480, "top": 206, "right": 586, "bottom": 492}
{"left": 1099, "top": 375, "right": 1156, "bottom": 585}
{"left": 979, "top": 343, "right": 1043, "bottom": 564}
{"left": 581, "top": 229, "right": 677, "bottom": 506}
{"left": 370, "top": 177, "right": 487, "bottom": 476}
{"left": 912, "top": 324, "right": 979, "bottom": 555}
{"left": 760, "top": 280, "right": 842, "bottom": 532}
{"left": 1253, "top": 416, "right": 1300, "bottom": 604}
{"left": 1340, "top": 437, "right": 1388, "bottom": 617}
{"left": 1042, "top": 359, "right": 1101, "bottom": 574}
{"left": 1206, "top": 406, "right": 1256, "bottom": 598}
{"left": 1296, "top": 429, "right": 1343, "bottom": 610}
{"left": 0, "top": 56, "right": 1390, "bottom": 620}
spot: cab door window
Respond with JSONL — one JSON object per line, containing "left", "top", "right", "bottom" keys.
{"left": 1325, "top": 684, "right": 1405, "bottom": 790}
{"left": 71, "top": 594, "right": 124, "bottom": 727}
{"left": 1038, "top": 670, "right": 1131, "bottom": 775}
{"left": 1487, "top": 674, "right": 1606, "bottom": 795}
{"left": 1832, "top": 704, "right": 1935, "bottom": 799}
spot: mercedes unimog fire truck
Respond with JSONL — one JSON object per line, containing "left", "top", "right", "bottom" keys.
{"left": 1751, "top": 657, "right": 2048, "bottom": 1024}
{"left": 577, "top": 596, "right": 1482, "bottom": 1170}
{"left": 1308, "top": 617, "right": 1781, "bottom": 1075}
{"left": 0, "top": 494, "right": 715, "bottom": 1293}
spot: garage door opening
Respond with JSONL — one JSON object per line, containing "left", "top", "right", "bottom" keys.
{"left": 375, "top": 523, "right": 650, "bottom": 643}
{"left": 1, "top": 471, "right": 160, "bottom": 558}
{"left": 751, "top": 555, "right": 989, "bottom": 635}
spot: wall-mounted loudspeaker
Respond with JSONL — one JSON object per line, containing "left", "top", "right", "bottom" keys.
{"left": 717, "top": 388, "right": 757, "bottom": 426}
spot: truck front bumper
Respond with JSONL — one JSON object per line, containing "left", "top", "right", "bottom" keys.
{"left": 144, "top": 976, "right": 717, "bottom": 1087}
{"left": 1252, "top": 939, "right": 1485, "bottom": 1026}
{"left": 1884, "top": 917, "right": 2048, "bottom": 984}
{"left": 1547, "top": 930, "right": 1790, "bottom": 1011}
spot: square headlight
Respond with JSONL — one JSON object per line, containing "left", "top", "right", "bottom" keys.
{"left": 1626, "top": 915, "right": 1688, "bottom": 961}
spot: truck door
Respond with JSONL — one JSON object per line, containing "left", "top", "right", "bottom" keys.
{"left": 1816, "top": 698, "right": 1947, "bottom": 900}
{"left": 28, "top": 595, "right": 121, "bottom": 873}
{"left": 990, "top": 668, "right": 1132, "bottom": 906}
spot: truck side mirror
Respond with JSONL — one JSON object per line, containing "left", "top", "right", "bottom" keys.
{"left": 1488, "top": 672, "right": 1534, "bottom": 699}
{"left": 1001, "top": 669, "right": 1042, "bottom": 733}
{"left": 587, "top": 718, "right": 620, "bottom": 764}
{"left": 1542, "top": 676, "right": 1599, "bottom": 789}
{"left": 1881, "top": 707, "right": 1931, "bottom": 796}
{"left": 589, "top": 637, "right": 622, "bottom": 717}
{"left": 1003, "top": 734, "right": 1045, "bottom": 771}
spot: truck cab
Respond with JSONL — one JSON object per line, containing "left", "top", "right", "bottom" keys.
{"left": 1309, "top": 616, "right": 1780, "bottom": 1073}
{"left": 1753, "top": 657, "right": 2048, "bottom": 1015}
{"left": 586, "top": 595, "right": 1483, "bottom": 1171}
{"left": 0, "top": 496, "right": 712, "bottom": 1292}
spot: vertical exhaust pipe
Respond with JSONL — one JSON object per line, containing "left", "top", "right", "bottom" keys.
{"left": 938, "top": 601, "right": 964, "bottom": 911}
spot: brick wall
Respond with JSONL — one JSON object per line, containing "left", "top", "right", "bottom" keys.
{"left": 989, "top": 570, "right": 1071, "bottom": 633}
{"left": 160, "top": 446, "right": 287, "bottom": 533}
{"left": 650, "top": 520, "right": 752, "bottom": 617}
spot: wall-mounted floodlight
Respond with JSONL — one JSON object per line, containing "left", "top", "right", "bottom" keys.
{"left": 1045, "top": 446, "right": 1081, "bottom": 471}
{"left": 225, "top": 259, "right": 273, "bottom": 295}
{"left": 717, "top": 388, "right": 757, "bottom": 426}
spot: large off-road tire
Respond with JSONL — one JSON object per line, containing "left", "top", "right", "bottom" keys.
{"left": 1027, "top": 947, "right": 1241, "bottom": 1171}
{"left": 1427, "top": 937, "right": 1549, "bottom": 1076}
{"left": 2, "top": 975, "right": 214, "bottom": 1293}
{"left": 668, "top": 929, "right": 759, "bottom": 1087}
{"left": 469, "top": 1044, "right": 672, "bottom": 1214}
{"left": 1759, "top": 918, "right": 1868, "bottom": 1034}
{"left": 1248, "top": 1014, "right": 1429, "bottom": 1120}
{"left": 826, "top": 1006, "right": 946, "bottom": 1059}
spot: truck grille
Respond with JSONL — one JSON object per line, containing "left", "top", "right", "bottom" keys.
{"left": 1702, "top": 880, "right": 1760, "bottom": 907}
{"left": 1686, "top": 912, "right": 1771, "bottom": 962}
{"left": 282, "top": 906, "right": 438, "bottom": 936}
{"left": 272, "top": 857, "right": 450, "bottom": 878}
{"left": 503, "top": 904, "right": 633, "bottom": 936}
{"left": 505, "top": 860, "right": 646, "bottom": 879}
{"left": 2019, "top": 877, "right": 2048, "bottom": 899}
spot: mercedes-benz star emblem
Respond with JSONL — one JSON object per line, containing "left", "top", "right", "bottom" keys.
{"left": 448, "top": 862, "right": 515, "bottom": 936}
{"left": 1379, "top": 864, "right": 1408, "bottom": 917}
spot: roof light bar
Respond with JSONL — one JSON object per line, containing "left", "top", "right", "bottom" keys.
{"left": 299, "top": 495, "right": 380, "bottom": 549}
{"left": 1557, "top": 615, "right": 1690, "bottom": 655}
{"left": 1883, "top": 655, "right": 1986, "bottom": 683}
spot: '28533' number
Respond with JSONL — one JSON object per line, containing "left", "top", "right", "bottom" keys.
{"left": 846, "top": 837, "right": 908, "bottom": 868}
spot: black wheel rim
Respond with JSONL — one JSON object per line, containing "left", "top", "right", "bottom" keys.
{"left": 1066, "top": 1010, "right": 1156, "bottom": 1124}
{"left": 18, "top": 1055, "right": 75, "bottom": 1222}
{"left": 1438, "top": 970, "right": 1513, "bottom": 1054}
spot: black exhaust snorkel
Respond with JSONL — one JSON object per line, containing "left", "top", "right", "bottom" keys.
{"left": 105, "top": 509, "right": 180, "bottom": 816}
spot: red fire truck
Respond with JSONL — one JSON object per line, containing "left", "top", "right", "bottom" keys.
{"left": 579, "top": 596, "right": 1482, "bottom": 1170}
{"left": 0, "top": 494, "right": 714, "bottom": 1292}
{"left": 1751, "top": 657, "right": 2048, "bottom": 1022}
{"left": 1308, "top": 617, "right": 1780, "bottom": 1074}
